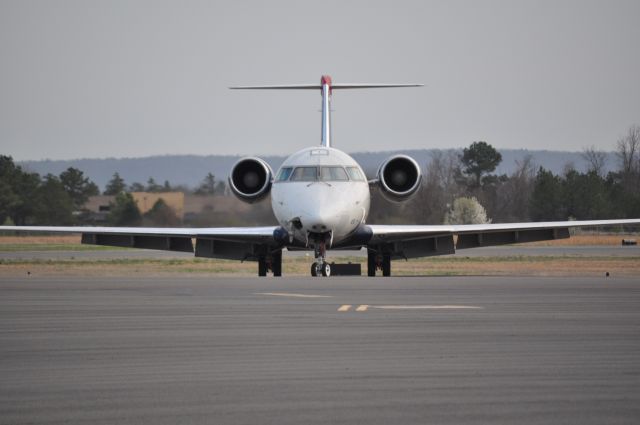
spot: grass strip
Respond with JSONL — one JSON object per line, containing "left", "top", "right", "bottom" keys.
{"left": 1, "top": 255, "right": 638, "bottom": 278}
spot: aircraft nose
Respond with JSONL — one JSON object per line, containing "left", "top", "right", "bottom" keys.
{"left": 303, "top": 210, "right": 336, "bottom": 233}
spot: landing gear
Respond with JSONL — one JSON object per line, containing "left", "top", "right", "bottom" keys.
{"left": 367, "top": 250, "right": 376, "bottom": 277}
{"left": 367, "top": 249, "right": 391, "bottom": 277}
{"left": 310, "top": 237, "right": 332, "bottom": 277}
{"left": 272, "top": 250, "right": 282, "bottom": 277}
{"left": 310, "top": 261, "right": 331, "bottom": 277}
{"left": 382, "top": 255, "right": 391, "bottom": 277}
{"left": 258, "top": 259, "right": 267, "bottom": 277}
{"left": 258, "top": 250, "right": 283, "bottom": 277}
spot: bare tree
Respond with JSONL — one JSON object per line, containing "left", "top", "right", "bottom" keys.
{"left": 493, "top": 155, "right": 536, "bottom": 222}
{"left": 581, "top": 145, "right": 607, "bottom": 177}
{"left": 407, "top": 150, "right": 462, "bottom": 224}
{"left": 617, "top": 124, "right": 640, "bottom": 175}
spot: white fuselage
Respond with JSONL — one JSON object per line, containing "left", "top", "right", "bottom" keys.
{"left": 270, "top": 146, "right": 370, "bottom": 245}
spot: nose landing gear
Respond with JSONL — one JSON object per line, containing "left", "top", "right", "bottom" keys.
{"left": 310, "top": 237, "right": 331, "bottom": 277}
{"left": 310, "top": 261, "right": 331, "bottom": 277}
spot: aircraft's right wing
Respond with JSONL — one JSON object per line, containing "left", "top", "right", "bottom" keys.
{"left": 0, "top": 225, "right": 288, "bottom": 261}
{"left": 362, "top": 219, "right": 640, "bottom": 259}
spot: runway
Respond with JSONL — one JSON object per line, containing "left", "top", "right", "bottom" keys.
{"left": 1, "top": 276, "right": 639, "bottom": 424}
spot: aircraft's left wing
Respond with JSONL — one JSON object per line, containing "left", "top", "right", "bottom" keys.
{"left": 0, "top": 225, "right": 287, "bottom": 261}
{"left": 363, "top": 219, "right": 640, "bottom": 258}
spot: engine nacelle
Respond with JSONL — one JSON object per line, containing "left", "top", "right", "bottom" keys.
{"left": 228, "top": 157, "right": 273, "bottom": 203}
{"left": 377, "top": 154, "right": 422, "bottom": 202}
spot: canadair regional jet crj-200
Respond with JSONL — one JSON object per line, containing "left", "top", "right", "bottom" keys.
{"left": 3, "top": 75, "right": 640, "bottom": 276}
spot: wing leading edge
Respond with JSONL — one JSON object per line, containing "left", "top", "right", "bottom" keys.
{"left": 363, "top": 219, "right": 640, "bottom": 259}
{"left": 367, "top": 219, "right": 640, "bottom": 243}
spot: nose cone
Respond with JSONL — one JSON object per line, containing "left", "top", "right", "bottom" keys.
{"left": 303, "top": 209, "right": 340, "bottom": 233}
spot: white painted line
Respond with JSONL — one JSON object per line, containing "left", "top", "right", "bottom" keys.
{"left": 255, "top": 292, "right": 333, "bottom": 298}
{"left": 372, "top": 305, "right": 483, "bottom": 310}
{"left": 355, "top": 305, "right": 369, "bottom": 312}
{"left": 338, "top": 305, "right": 352, "bottom": 312}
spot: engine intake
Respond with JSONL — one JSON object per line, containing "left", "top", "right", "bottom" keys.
{"left": 228, "top": 157, "right": 273, "bottom": 203}
{"left": 377, "top": 154, "right": 422, "bottom": 202}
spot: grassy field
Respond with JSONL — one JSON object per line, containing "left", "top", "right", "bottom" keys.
{"left": 0, "top": 235, "right": 121, "bottom": 251}
{"left": 0, "top": 234, "right": 638, "bottom": 277}
{"left": 1, "top": 255, "right": 638, "bottom": 277}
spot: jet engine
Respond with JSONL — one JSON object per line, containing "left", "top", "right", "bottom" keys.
{"left": 376, "top": 154, "right": 422, "bottom": 202}
{"left": 228, "top": 157, "right": 273, "bottom": 203}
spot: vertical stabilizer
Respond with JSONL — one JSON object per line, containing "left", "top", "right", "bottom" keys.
{"left": 320, "top": 75, "right": 332, "bottom": 148}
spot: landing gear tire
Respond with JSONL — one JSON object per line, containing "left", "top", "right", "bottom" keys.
{"left": 367, "top": 250, "right": 376, "bottom": 277}
{"left": 258, "top": 250, "right": 282, "bottom": 277}
{"left": 310, "top": 262, "right": 331, "bottom": 277}
{"left": 321, "top": 262, "right": 331, "bottom": 277}
{"left": 272, "top": 251, "right": 282, "bottom": 277}
{"left": 382, "top": 255, "right": 391, "bottom": 277}
{"left": 258, "top": 259, "right": 267, "bottom": 277}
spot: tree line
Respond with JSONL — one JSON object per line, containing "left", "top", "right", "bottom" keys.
{"left": 1, "top": 156, "right": 99, "bottom": 225}
{"left": 369, "top": 125, "right": 640, "bottom": 226}
{"left": 2, "top": 124, "right": 640, "bottom": 227}
{"left": 0, "top": 157, "right": 228, "bottom": 226}
{"left": 103, "top": 172, "right": 226, "bottom": 196}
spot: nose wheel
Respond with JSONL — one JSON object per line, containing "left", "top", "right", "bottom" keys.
{"left": 311, "top": 262, "right": 331, "bottom": 277}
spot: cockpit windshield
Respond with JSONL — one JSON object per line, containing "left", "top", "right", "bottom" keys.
{"left": 320, "top": 167, "right": 349, "bottom": 181}
{"left": 283, "top": 166, "right": 360, "bottom": 182}
{"left": 290, "top": 167, "right": 318, "bottom": 181}
{"left": 276, "top": 167, "right": 293, "bottom": 181}
{"left": 346, "top": 166, "right": 365, "bottom": 181}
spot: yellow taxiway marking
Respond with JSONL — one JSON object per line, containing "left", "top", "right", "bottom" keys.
{"left": 338, "top": 304, "right": 481, "bottom": 313}
{"left": 255, "top": 292, "right": 333, "bottom": 298}
{"left": 373, "top": 305, "right": 483, "bottom": 310}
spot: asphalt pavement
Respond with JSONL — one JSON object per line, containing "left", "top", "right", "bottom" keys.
{"left": 1, "top": 275, "right": 639, "bottom": 424}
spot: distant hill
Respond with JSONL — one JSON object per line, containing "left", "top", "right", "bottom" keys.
{"left": 18, "top": 149, "right": 618, "bottom": 191}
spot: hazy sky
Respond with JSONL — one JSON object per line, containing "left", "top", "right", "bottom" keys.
{"left": 1, "top": 0, "right": 639, "bottom": 160}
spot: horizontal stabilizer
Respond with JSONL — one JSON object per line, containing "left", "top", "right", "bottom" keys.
{"left": 229, "top": 85, "right": 321, "bottom": 90}
{"left": 229, "top": 83, "right": 423, "bottom": 90}
{"left": 229, "top": 76, "right": 423, "bottom": 149}
{"left": 333, "top": 83, "right": 423, "bottom": 89}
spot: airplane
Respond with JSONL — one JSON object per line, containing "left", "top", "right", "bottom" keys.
{"left": 2, "top": 75, "right": 639, "bottom": 277}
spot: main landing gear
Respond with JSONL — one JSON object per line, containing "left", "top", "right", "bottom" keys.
{"left": 258, "top": 250, "right": 282, "bottom": 277}
{"left": 367, "top": 249, "right": 391, "bottom": 277}
{"left": 310, "top": 239, "right": 331, "bottom": 277}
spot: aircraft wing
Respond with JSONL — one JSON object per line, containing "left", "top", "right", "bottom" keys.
{"left": 0, "top": 225, "right": 286, "bottom": 260}
{"left": 364, "top": 219, "right": 640, "bottom": 258}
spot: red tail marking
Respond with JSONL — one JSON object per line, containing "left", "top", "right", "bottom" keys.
{"left": 321, "top": 75, "right": 332, "bottom": 94}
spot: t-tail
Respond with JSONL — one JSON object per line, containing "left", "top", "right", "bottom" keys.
{"left": 230, "top": 75, "right": 422, "bottom": 148}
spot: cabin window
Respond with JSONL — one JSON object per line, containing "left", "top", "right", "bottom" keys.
{"left": 346, "top": 166, "right": 365, "bottom": 181}
{"left": 276, "top": 167, "right": 293, "bottom": 181}
{"left": 320, "top": 166, "right": 349, "bottom": 181}
{"left": 290, "top": 166, "right": 318, "bottom": 181}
